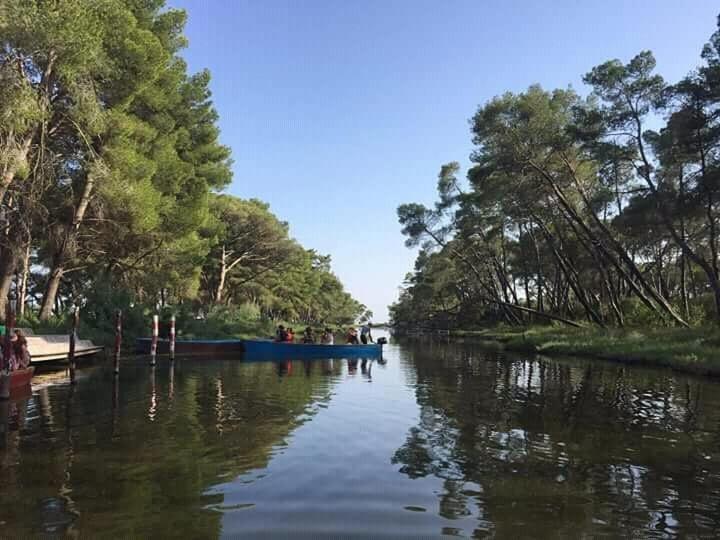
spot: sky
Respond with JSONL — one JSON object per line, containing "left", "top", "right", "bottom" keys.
{"left": 169, "top": 0, "right": 718, "bottom": 322}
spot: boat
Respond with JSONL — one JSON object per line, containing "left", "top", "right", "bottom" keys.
{"left": 7, "top": 367, "right": 35, "bottom": 389}
{"left": 242, "top": 339, "right": 382, "bottom": 359}
{"left": 135, "top": 338, "right": 245, "bottom": 356}
{"left": 0, "top": 367, "right": 35, "bottom": 399}
{"left": 22, "top": 330, "right": 104, "bottom": 364}
{"left": 134, "top": 337, "right": 382, "bottom": 359}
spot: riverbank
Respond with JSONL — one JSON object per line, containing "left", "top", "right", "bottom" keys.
{"left": 451, "top": 326, "right": 720, "bottom": 377}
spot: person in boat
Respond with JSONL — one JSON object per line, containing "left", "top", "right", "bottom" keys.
{"left": 302, "top": 326, "right": 315, "bottom": 344}
{"left": 275, "top": 325, "right": 288, "bottom": 342}
{"left": 285, "top": 327, "right": 295, "bottom": 342}
{"left": 346, "top": 327, "right": 359, "bottom": 344}
{"left": 12, "top": 330, "right": 31, "bottom": 369}
{"left": 320, "top": 328, "right": 334, "bottom": 345}
{"left": 360, "top": 322, "right": 373, "bottom": 344}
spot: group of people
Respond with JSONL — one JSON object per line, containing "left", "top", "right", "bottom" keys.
{"left": 0, "top": 329, "right": 31, "bottom": 371}
{"left": 274, "top": 323, "right": 374, "bottom": 345}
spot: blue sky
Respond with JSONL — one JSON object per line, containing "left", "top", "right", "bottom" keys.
{"left": 170, "top": 0, "right": 718, "bottom": 322}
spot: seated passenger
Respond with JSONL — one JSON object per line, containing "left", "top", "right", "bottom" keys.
{"left": 275, "top": 325, "right": 288, "bottom": 342}
{"left": 302, "top": 326, "right": 315, "bottom": 344}
{"left": 346, "top": 328, "right": 359, "bottom": 344}
{"left": 285, "top": 327, "right": 295, "bottom": 342}
{"left": 320, "top": 328, "right": 334, "bottom": 345}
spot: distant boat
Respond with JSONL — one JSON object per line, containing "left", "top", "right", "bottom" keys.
{"left": 135, "top": 337, "right": 382, "bottom": 359}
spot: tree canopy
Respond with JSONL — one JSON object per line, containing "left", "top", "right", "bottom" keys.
{"left": 392, "top": 14, "right": 720, "bottom": 331}
{"left": 0, "top": 0, "right": 364, "bottom": 334}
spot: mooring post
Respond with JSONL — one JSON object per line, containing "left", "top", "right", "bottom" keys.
{"left": 150, "top": 314, "right": 159, "bottom": 366}
{"left": 169, "top": 314, "right": 176, "bottom": 362}
{"left": 113, "top": 309, "right": 122, "bottom": 374}
{"left": 169, "top": 360, "right": 175, "bottom": 400}
{"left": 69, "top": 307, "right": 79, "bottom": 385}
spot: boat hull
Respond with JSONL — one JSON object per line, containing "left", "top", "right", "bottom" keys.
{"left": 0, "top": 367, "right": 35, "bottom": 399}
{"left": 135, "top": 338, "right": 244, "bottom": 356}
{"left": 242, "top": 339, "right": 382, "bottom": 360}
{"left": 9, "top": 367, "right": 34, "bottom": 389}
{"left": 134, "top": 338, "right": 382, "bottom": 359}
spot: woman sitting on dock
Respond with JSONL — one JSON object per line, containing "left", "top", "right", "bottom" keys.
{"left": 13, "top": 330, "right": 31, "bottom": 369}
{"left": 1, "top": 329, "right": 31, "bottom": 371}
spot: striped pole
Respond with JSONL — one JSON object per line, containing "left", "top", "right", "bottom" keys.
{"left": 169, "top": 315, "right": 176, "bottom": 362}
{"left": 150, "top": 314, "right": 159, "bottom": 366}
{"left": 69, "top": 308, "right": 79, "bottom": 385}
{"left": 113, "top": 310, "right": 122, "bottom": 374}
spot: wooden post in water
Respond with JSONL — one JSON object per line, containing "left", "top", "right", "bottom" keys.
{"left": 68, "top": 307, "right": 79, "bottom": 385}
{"left": 113, "top": 310, "right": 122, "bottom": 374}
{"left": 150, "top": 314, "right": 159, "bottom": 366}
{"left": 169, "top": 314, "right": 176, "bottom": 362}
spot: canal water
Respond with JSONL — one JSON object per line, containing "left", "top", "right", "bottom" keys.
{"left": 2, "top": 338, "right": 720, "bottom": 538}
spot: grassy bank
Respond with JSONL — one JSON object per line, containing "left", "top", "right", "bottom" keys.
{"left": 452, "top": 325, "right": 720, "bottom": 377}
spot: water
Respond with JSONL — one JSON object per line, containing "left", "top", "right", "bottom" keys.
{"left": 2, "top": 338, "right": 720, "bottom": 538}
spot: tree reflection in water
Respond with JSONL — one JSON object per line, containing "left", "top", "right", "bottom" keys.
{"left": 0, "top": 357, "right": 339, "bottom": 538}
{"left": 392, "top": 340, "right": 720, "bottom": 538}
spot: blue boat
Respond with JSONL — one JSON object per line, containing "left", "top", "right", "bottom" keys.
{"left": 135, "top": 337, "right": 382, "bottom": 359}
{"left": 241, "top": 339, "right": 382, "bottom": 360}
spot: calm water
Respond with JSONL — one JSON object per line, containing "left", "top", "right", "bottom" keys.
{"left": 2, "top": 338, "right": 720, "bottom": 538}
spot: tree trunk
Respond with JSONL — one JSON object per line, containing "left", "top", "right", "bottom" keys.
{"left": 538, "top": 158, "right": 687, "bottom": 326}
{"left": 39, "top": 267, "right": 63, "bottom": 320}
{"left": 39, "top": 173, "right": 96, "bottom": 321}
{"left": 214, "top": 244, "right": 227, "bottom": 304}
{"left": 16, "top": 241, "right": 30, "bottom": 318}
{"left": 0, "top": 252, "right": 16, "bottom": 323}
{"left": 533, "top": 216, "right": 605, "bottom": 327}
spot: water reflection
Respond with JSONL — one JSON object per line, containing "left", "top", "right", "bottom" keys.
{"left": 392, "top": 341, "right": 720, "bottom": 538}
{"left": 0, "top": 357, "right": 342, "bottom": 538}
{"left": 1, "top": 342, "right": 719, "bottom": 538}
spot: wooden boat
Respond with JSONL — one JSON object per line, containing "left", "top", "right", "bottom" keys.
{"left": 135, "top": 337, "right": 382, "bottom": 359}
{"left": 135, "top": 338, "right": 245, "bottom": 356}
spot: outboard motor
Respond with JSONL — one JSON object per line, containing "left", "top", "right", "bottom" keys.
{"left": 377, "top": 337, "right": 388, "bottom": 345}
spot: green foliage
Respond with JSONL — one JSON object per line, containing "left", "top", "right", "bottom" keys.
{"left": 393, "top": 13, "right": 720, "bottom": 333}
{"left": 178, "top": 304, "right": 274, "bottom": 340}
{"left": 467, "top": 325, "right": 720, "bottom": 377}
{"left": 1, "top": 1, "right": 364, "bottom": 338}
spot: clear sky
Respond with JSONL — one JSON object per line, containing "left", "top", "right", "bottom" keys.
{"left": 169, "top": 0, "right": 718, "bottom": 322}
